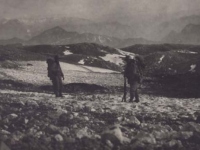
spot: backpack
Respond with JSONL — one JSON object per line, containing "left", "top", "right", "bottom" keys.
{"left": 135, "top": 55, "right": 145, "bottom": 77}
{"left": 124, "top": 56, "right": 145, "bottom": 83}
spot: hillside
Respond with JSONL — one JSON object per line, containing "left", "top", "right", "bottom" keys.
{"left": 2, "top": 43, "right": 200, "bottom": 77}
{"left": 0, "top": 37, "right": 24, "bottom": 45}
{"left": 24, "top": 43, "right": 135, "bottom": 71}
{"left": 122, "top": 44, "right": 200, "bottom": 76}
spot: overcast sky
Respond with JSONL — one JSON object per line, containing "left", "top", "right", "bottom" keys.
{"left": 0, "top": 0, "right": 200, "bottom": 23}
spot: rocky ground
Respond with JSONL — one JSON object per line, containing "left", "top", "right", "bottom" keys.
{"left": 0, "top": 88, "right": 200, "bottom": 150}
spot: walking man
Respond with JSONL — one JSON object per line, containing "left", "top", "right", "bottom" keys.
{"left": 47, "top": 55, "right": 64, "bottom": 97}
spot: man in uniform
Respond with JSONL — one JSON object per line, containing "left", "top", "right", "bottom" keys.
{"left": 124, "top": 55, "right": 144, "bottom": 102}
{"left": 47, "top": 55, "right": 64, "bottom": 97}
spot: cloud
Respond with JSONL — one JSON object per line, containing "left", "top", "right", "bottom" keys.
{"left": 0, "top": 0, "right": 199, "bottom": 22}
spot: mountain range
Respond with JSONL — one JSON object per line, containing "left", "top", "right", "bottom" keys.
{"left": 1, "top": 15, "right": 200, "bottom": 46}
{"left": 27, "top": 26, "right": 153, "bottom": 48}
{"left": 0, "top": 17, "right": 139, "bottom": 40}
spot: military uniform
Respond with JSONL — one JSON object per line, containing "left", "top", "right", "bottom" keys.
{"left": 47, "top": 56, "right": 64, "bottom": 97}
{"left": 124, "top": 56, "right": 141, "bottom": 102}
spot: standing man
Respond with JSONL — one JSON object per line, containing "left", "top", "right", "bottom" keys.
{"left": 124, "top": 55, "right": 144, "bottom": 102}
{"left": 47, "top": 55, "right": 64, "bottom": 97}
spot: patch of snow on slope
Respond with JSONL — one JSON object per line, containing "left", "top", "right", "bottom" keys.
{"left": 101, "top": 49, "right": 107, "bottom": 53}
{"left": 78, "top": 59, "right": 85, "bottom": 65}
{"left": 82, "top": 66, "right": 118, "bottom": 73}
{"left": 107, "top": 37, "right": 112, "bottom": 41}
{"left": 158, "top": 55, "right": 165, "bottom": 64}
{"left": 100, "top": 54, "right": 124, "bottom": 65}
{"left": 64, "top": 50, "right": 72, "bottom": 55}
{"left": 115, "top": 49, "right": 135, "bottom": 56}
{"left": 177, "top": 50, "right": 198, "bottom": 54}
{"left": 98, "top": 36, "right": 104, "bottom": 44}
{"left": 189, "top": 64, "right": 196, "bottom": 72}
{"left": 100, "top": 49, "right": 136, "bottom": 66}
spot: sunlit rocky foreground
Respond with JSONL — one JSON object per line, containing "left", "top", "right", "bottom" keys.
{"left": 0, "top": 89, "right": 200, "bottom": 150}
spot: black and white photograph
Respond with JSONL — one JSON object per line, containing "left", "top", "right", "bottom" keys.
{"left": 0, "top": 0, "right": 200, "bottom": 149}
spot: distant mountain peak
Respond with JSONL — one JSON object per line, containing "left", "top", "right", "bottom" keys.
{"left": 3, "top": 19, "right": 22, "bottom": 26}
{"left": 181, "top": 23, "right": 200, "bottom": 33}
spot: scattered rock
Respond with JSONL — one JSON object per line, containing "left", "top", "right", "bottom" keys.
{"left": 73, "top": 103, "right": 84, "bottom": 111}
{"left": 152, "top": 130, "right": 169, "bottom": 140}
{"left": 117, "top": 116, "right": 124, "bottom": 122}
{"left": 65, "top": 106, "right": 73, "bottom": 112}
{"left": 172, "top": 131, "right": 193, "bottom": 140}
{"left": 72, "top": 112, "right": 79, "bottom": 117}
{"left": 165, "top": 140, "right": 183, "bottom": 149}
{"left": 24, "top": 118, "right": 29, "bottom": 124}
{"left": 132, "top": 132, "right": 156, "bottom": 145}
{"left": 40, "top": 135, "right": 51, "bottom": 144}
{"left": 83, "top": 116, "right": 89, "bottom": 121}
{"left": 129, "top": 116, "right": 141, "bottom": 126}
{"left": 59, "top": 127, "right": 70, "bottom": 135}
{"left": 7, "top": 114, "right": 18, "bottom": 120}
{"left": 72, "top": 124, "right": 78, "bottom": 129}
{"left": 101, "top": 125, "right": 127, "bottom": 145}
{"left": 26, "top": 101, "right": 39, "bottom": 108}
{"left": 46, "top": 124, "right": 60, "bottom": 134}
{"left": 84, "top": 105, "right": 92, "bottom": 112}
{"left": 65, "top": 137, "right": 76, "bottom": 143}
{"left": 76, "top": 127, "right": 92, "bottom": 139}
{"left": 54, "top": 134, "right": 63, "bottom": 142}
{"left": 11, "top": 131, "right": 24, "bottom": 141}
{"left": 35, "top": 131, "right": 43, "bottom": 138}
{"left": 57, "top": 109, "right": 68, "bottom": 114}
{"left": 106, "top": 140, "right": 114, "bottom": 148}
{"left": 58, "top": 113, "right": 73, "bottom": 125}
{"left": 91, "top": 108, "right": 96, "bottom": 112}
{"left": 122, "top": 116, "right": 140, "bottom": 128}
{"left": 182, "top": 122, "right": 200, "bottom": 133}
{"left": 1, "top": 130, "right": 11, "bottom": 135}
{"left": 11, "top": 101, "right": 25, "bottom": 107}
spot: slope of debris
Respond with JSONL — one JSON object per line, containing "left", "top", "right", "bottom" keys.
{"left": 0, "top": 90, "right": 200, "bottom": 150}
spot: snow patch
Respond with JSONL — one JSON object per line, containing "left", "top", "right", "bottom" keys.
{"left": 98, "top": 36, "right": 104, "bottom": 44}
{"left": 177, "top": 50, "right": 197, "bottom": 54}
{"left": 107, "top": 37, "right": 112, "bottom": 41}
{"left": 100, "top": 54, "right": 124, "bottom": 65}
{"left": 64, "top": 50, "right": 73, "bottom": 55}
{"left": 189, "top": 64, "right": 196, "bottom": 72}
{"left": 78, "top": 59, "right": 85, "bottom": 65}
{"left": 101, "top": 49, "right": 107, "bottom": 53}
{"left": 82, "top": 66, "right": 118, "bottom": 73}
{"left": 115, "top": 48, "right": 135, "bottom": 56}
{"left": 158, "top": 55, "right": 165, "bottom": 64}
